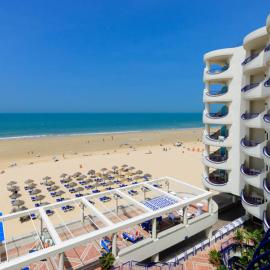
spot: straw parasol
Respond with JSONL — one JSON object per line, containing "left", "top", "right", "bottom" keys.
{"left": 56, "top": 190, "right": 65, "bottom": 197}
{"left": 13, "top": 200, "right": 24, "bottom": 207}
{"left": 43, "top": 176, "right": 51, "bottom": 185}
{"left": 27, "top": 183, "right": 36, "bottom": 189}
{"left": 69, "top": 182, "right": 77, "bottom": 188}
{"left": 112, "top": 166, "right": 118, "bottom": 173}
{"left": 62, "top": 177, "right": 72, "bottom": 183}
{"left": 122, "top": 164, "right": 128, "bottom": 168}
{"left": 136, "top": 170, "right": 143, "bottom": 175}
{"left": 60, "top": 173, "right": 68, "bottom": 179}
{"left": 45, "top": 180, "right": 55, "bottom": 186}
{"left": 128, "top": 166, "right": 135, "bottom": 171}
{"left": 7, "top": 185, "right": 20, "bottom": 192}
{"left": 31, "top": 189, "right": 41, "bottom": 195}
{"left": 75, "top": 187, "right": 84, "bottom": 194}
{"left": 144, "top": 173, "right": 152, "bottom": 178}
{"left": 7, "top": 181, "right": 17, "bottom": 186}
{"left": 9, "top": 193, "right": 21, "bottom": 199}
{"left": 88, "top": 169, "right": 95, "bottom": 175}
{"left": 50, "top": 185, "right": 59, "bottom": 191}
{"left": 35, "top": 195, "right": 45, "bottom": 202}
{"left": 24, "top": 179, "right": 34, "bottom": 185}
{"left": 73, "top": 172, "right": 81, "bottom": 178}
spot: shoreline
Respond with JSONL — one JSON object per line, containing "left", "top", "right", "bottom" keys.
{"left": 0, "top": 126, "right": 203, "bottom": 141}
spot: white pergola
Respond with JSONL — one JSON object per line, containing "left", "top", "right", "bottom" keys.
{"left": 0, "top": 177, "right": 212, "bottom": 270}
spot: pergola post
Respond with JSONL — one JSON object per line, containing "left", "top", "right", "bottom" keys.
{"left": 81, "top": 203, "right": 85, "bottom": 223}
{"left": 152, "top": 218, "right": 157, "bottom": 240}
{"left": 58, "top": 253, "right": 64, "bottom": 270}
{"left": 112, "top": 233, "right": 117, "bottom": 257}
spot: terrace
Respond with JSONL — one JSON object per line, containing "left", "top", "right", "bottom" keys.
{"left": 0, "top": 177, "right": 216, "bottom": 270}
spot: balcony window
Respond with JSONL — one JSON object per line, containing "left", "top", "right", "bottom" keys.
{"left": 208, "top": 104, "right": 228, "bottom": 118}
{"left": 241, "top": 187, "right": 265, "bottom": 205}
{"left": 207, "top": 63, "right": 229, "bottom": 75}
{"left": 208, "top": 147, "right": 228, "bottom": 163}
{"left": 207, "top": 84, "right": 228, "bottom": 96}
{"left": 207, "top": 169, "right": 228, "bottom": 185}
{"left": 208, "top": 125, "right": 228, "bottom": 141}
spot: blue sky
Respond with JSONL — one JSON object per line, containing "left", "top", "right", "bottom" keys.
{"left": 0, "top": 1, "right": 269, "bottom": 113}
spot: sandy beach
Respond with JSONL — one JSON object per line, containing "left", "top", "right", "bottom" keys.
{"left": 0, "top": 128, "right": 204, "bottom": 235}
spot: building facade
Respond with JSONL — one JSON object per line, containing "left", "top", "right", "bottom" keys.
{"left": 202, "top": 15, "right": 270, "bottom": 230}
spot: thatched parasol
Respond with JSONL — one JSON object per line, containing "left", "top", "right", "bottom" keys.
{"left": 45, "top": 180, "right": 55, "bottom": 186}
{"left": 9, "top": 193, "right": 21, "bottom": 199}
{"left": 12, "top": 200, "right": 24, "bottom": 207}
{"left": 69, "top": 182, "right": 77, "bottom": 187}
{"left": 7, "top": 185, "right": 20, "bottom": 192}
{"left": 60, "top": 173, "right": 68, "bottom": 179}
{"left": 24, "top": 179, "right": 34, "bottom": 185}
{"left": 35, "top": 195, "right": 45, "bottom": 201}
{"left": 31, "top": 189, "right": 41, "bottom": 195}
{"left": 7, "top": 181, "right": 17, "bottom": 186}
{"left": 88, "top": 169, "right": 95, "bottom": 175}
{"left": 50, "top": 185, "right": 59, "bottom": 191}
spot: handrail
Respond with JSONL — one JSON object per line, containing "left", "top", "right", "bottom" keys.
{"left": 263, "top": 114, "right": 270, "bottom": 123}
{"left": 264, "top": 78, "right": 270, "bottom": 87}
{"left": 207, "top": 65, "right": 229, "bottom": 75}
{"left": 241, "top": 53, "right": 259, "bottom": 65}
{"left": 204, "top": 175, "right": 228, "bottom": 186}
{"left": 241, "top": 191, "right": 265, "bottom": 206}
{"left": 263, "top": 211, "right": 270, "bottom": 230}
{"left": 240, "top": 164, "right": 261, "bottom": 176}
{"left": 206, "top": 86, "right": 228, "bottom": 96}
{"left": 241, "top": 112, "right": 259, "bottom": 120}
{"left": 263, "top": 146, "right": 270, "bottom": 158}
{"left": 241, "top": 138, "right": 259, "bottom": 147}
{"left": 264, "top": 44, "right": 270, "bottom": 52}
{"left": 241, "top": 82, "right": 260, "bottom": 92}
{"left": 263, "top": 178, "right": 270, "bottom": 195}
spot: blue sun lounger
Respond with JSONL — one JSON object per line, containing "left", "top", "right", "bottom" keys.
{"left": 0, "top": 212, "right": 4, "bottom": 243}
{"left": 100, "top": 239, "right": 111, "bottom": 253}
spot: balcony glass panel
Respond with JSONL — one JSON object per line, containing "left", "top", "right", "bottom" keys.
{"left": 207, "top": 64, "right": 229, "bottom": 74}
{"left": 241, "top": 53, "right": 259, "bottom": 65}
{"left": 241, "top": 112, "right": 259, "bottom": 120}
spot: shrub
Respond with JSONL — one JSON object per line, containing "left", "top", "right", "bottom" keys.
{"left": 99, "top": 252, "right": 115, "bottom": 270}
{"left": 208, "top": 249, "right": 221, "bottom": 266}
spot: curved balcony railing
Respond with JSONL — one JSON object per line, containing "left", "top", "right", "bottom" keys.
{"left": 241, "top": 82, "right": 260, "bottom": 93}
{"left": 241, "top": 112, "right": 259, "bottom": 120}
{"left": 263, "top": 146, "right": 270, "bottom": 158}
{"left": 206, "top": 86, "right": 228, "bottom": 96}
{"left": 263, "top": 114, "right": 270, "bottom": 123}
{"left": 241, "top": 53, "right": 259, "bottom": 65}
{"left": 207, "top": 154, "right": 228, "bottom": 163}
{"left": 241, "top": 138, "right": 260, "bottom": 147}
{"left": 207, "top": 112, "right": 228, "bottom": 119}
{"left": 263, "top": 178, "right": 270, "bottom": 195}
{"left": 241, "top": 165, "right": 262, "bottom": 176}
{"left": 207, "top": 128, "right": 228, "bottom": 141}
{"left": 263, "top": 211, "right": 270, "bottom": 230}
{"left": 205, "top": 171, "right": 228, "bottom": 186}
{"left": 264, "top": 44, "right": 270, "bottom": 52}
{"left": 207, "top": 65, "right": 229, "bottom": 75}
{"left": 241, "top": 191, "right": 265, "bottom": 206}
{"left": 264, "top": 78, "right": 270, "bottom": 87}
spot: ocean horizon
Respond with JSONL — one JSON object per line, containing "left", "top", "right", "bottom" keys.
{"left": 0, "top": 113, "right": 202, "bottom": 139}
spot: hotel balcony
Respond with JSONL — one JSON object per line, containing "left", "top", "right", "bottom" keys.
{"left": 203, "top": 107, "right": 231, "bottom": 125}
{"left": 263, "top": 109, "right": 270, "bottom": 131}
{"left": 241, "top": 189, "right": 266, "bottom": 220}
{"left": 241, "top": 110, "right": 265, "bottom": 129}
{"left": 241, "top": 77, "right": 270, "bottom": 100}
{"left": 263, "top": 177, "right": 270, "bottom": 201}
{"left": 202, "top": 150, "right": 231, "bottom": 170}
{"left": 203, "top": 128, "right": 231, "bottom": 147}
{"left": 263, "top": 143, "right": 270, "bottom": 167}
{"left": 202, "top": 170, "right": 231, "bottom": 193}
{"left": 203, "top": 86, "right": 231, "bottom": 103}
{"left": 263, "top": 211, "right": 270, "bottom": 232}
{"left": 265, "top": 43, "right": 270, "bottom": 64}
{"left": 240, "top": 137, "right": 266, "bottom": 159}
{"left": 240, "top": 165, "right": 266, "bottom": 189}
{"left": 204, "top": 65, "right": 232, "bottom": 82}
{"left": 242, "top": 50, "right": 268, "bottom": 75}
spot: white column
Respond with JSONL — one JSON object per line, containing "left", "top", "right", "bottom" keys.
{"left": 152, "top": 218, "right": 157, "bottom": 240}
{"left": 205, "top": 226, "right": 213, "bottom": 239}
{"left": 112, "top": 233, "right": 117, "bottom": 257}
{"left": 81, "top": 203, "right": 85, "bottom": 223}
{"left": 151, "top": 253, "right": 159, "bottom": 262}
{"left": 208, "top": 197, "right": 213, "bottom": 214}
{"left": 58, "top": 253, "right": 64, "bottom": 270}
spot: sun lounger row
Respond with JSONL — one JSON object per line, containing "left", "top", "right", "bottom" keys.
{"left": 99, "top": 196, "right": 111, "bottom": 202}
{"left": 143, "top": 196, "right": 177, "bottom": 210}
{"left": 61, "top": 205, "right": 74, "bottom": 212}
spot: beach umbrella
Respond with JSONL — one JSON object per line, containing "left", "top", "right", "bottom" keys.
{"left": 56, "top": 190, "right": 65, "bottom": 197}
{"left": 112, "top": 166, "right": 118, "bottom": 173}
{"left": 128, "top": 166, "right": 135, "bottom": 171}
{"left": 7, "top": 185, "right": 20, "bottom": 192}
{"left": 69, "top": 182, "right": 77, "bottom": 187}
{"left": 122, "top": 164, "right": 128, "bottom": 168}
{"left": 45, "top": 180, "right": 55, "bottom": 186}
{"left": 144, "top": 173, "right": 152, "bottom": 179}
{"left": 50, "top": 185, "right": 59, "bottom": 191}
{"left": 136, "top": 170, "right": 143, "bottom": 175}
{"left": 13, "top": 200, "right": 24, "bottom": 207}
{"left": 27, "top": 183, "right": 36, "bottom": 189}
{"left": 60, "top": 173, "right": 68, "bottom": 179}
{"left": 73, "top": 172, "right": 81, "bottom": 178}
{"left": 77, "top": 175, "right": 87, "bottom": 180}
{"left": 24, "top": 179, "right": 34, "bottom": 185}
{"left": 43, "top": 176, "right": 51, "bottom": 185}
{"left": 88, "top": 169, "right": 95, "bottom": 175}
{"left": 31, "top": 189, "right": 41, "bottom": 195}
{"left": 75, "top": 187, "right": 84, "bottom": 195}
{"left": 10, "top": 207, "right": 19, "bottom": 213}
{"left": 7, "top": 181, "right": 17, "bottom": 186}
{"left": 35, "top": 195, "right": 45, "bottom": 202}
{"left": 62, "top": 177, "right": 72, "bottom": 183}
{"left": 9, "top": 193, "right": 21, "bottom": 199}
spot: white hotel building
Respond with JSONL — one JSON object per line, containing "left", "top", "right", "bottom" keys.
{"left": 203, "top": 14, "right": 270, "bottom": 230}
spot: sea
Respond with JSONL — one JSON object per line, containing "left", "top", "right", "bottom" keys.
{"left": 0, "top": 113, "right": 202, "bottom": 139}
